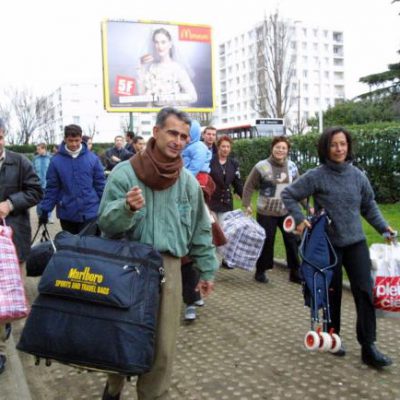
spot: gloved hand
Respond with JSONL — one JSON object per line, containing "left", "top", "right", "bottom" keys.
{"left": 38, "top": 212, "right": 49, "bottom": 225}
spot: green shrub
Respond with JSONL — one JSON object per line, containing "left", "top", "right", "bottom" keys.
{"left": 232, "top": 127, "right": 400, "bottom": 203}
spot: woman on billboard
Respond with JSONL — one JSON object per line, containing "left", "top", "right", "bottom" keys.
{"left": 137, "top": 28, "right": 198, "bottom": 106}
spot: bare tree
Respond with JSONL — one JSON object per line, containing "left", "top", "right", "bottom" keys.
{"left": 7, "top": 88, "right": 46, "bottom": 144}
{"left": 0, "top": 100, "right": 13, "bottom": 141}
{"left": 252, "top": 12, "right": 295, "bottom": 119}
{"left": 85, "top": 122, "right": 98, "bottom": 139}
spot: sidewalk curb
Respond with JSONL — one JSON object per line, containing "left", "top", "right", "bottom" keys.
{"left": 3, "top": 334, "right": 33, "bottom": 400}
{"left": 274, "top": 258, "right": 351, "bottom": 290}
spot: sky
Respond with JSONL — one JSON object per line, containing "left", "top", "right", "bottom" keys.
{"left": 0, "top": 0, "right": 399, "bottom": 100}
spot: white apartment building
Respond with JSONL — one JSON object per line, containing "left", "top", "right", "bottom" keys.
{"left": 40, "top": 82, "right": 155, "bottom": 143}
{"left": 217, "top": 20, "right": 345, "bottom": 131}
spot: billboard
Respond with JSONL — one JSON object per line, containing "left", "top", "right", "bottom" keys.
{"left": 101, "top": 20, "right": 215, "bottom": 112}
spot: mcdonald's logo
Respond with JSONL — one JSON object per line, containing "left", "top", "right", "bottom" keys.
{"left": 179, "top": 26, "right": 211, "bottom": 43}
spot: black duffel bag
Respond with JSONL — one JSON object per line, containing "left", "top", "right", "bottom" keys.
{"left": 26, "top": 223, "right": 56, "bottom": 277}
{"left": 17, "top": 230, "right": 164, "bottom": 376}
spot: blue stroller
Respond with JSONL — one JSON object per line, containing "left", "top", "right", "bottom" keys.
{"left": 298, "top": 211, "right": 342, "bottom": 353}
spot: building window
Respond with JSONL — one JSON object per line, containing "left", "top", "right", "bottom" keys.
{"left": 73, "top": 116, "right": 80, "bottom": 124}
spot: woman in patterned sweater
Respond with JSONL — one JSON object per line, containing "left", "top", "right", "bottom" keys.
{"left": 242, "top": 136, "right": 301, "bottom": 284}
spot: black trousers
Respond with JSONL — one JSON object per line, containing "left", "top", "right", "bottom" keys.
{"left": 327, "top": 240, "right": 376, "bottom": 346}
{"left": 256, "top": 214, "right": 300, "bottom": 273}
{"left": 181, "top": 262, "right": 201, "bottom": 305}
{"left": 60, "top": 218, "right": 96, "bottom": 235}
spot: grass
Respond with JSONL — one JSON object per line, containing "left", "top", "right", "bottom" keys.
{"left": 233, "top": 196, "right": 399, "bottom": 260}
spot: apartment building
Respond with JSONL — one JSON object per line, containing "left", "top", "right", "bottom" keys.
{"left": 217, "top": 19, "right": 345, "bottom": 131}
{"left": 39, "top": 82, "right": 155, "bottom": 143}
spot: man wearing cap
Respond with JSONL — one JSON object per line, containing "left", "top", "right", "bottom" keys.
{"left": 0, "top": 118, "right": 43, "bottom": 374}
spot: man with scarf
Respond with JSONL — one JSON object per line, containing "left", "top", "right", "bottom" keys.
{"left": 98, "top": 107, "right": 218, "bottom": 400}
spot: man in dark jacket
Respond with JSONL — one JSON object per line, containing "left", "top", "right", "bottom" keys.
{"left": 105, "top": 135, "right": 132, "bottom": 172}
{"left": 202, "top": 126, "right": 218, "bottom": 157}
{"left": 124, "top": 131, "right": 135, "bottom": 154}
{"left": 0, "top": 118, "right": 43, "bottom": 374}
{"left": 39, "top": 124, "right": 105, "bottom": 234}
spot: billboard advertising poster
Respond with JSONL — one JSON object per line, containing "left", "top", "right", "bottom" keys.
{"left": 101, "top": 20, "right": 215, "bottom": 112}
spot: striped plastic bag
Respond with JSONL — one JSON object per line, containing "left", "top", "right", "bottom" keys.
{"left": 219, "top": 210, "right": 266, "bottom": 271}
{"left": 0, "top": 219, "right": 29, "bottom": 322}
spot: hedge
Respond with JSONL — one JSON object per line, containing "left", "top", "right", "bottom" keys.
{"left": 6, "top": 129, "right": 400, "bottom": 203}
{"left": 232, "top": 127, "right": 400, "bottom": 203}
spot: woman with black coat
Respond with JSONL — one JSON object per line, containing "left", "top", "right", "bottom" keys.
{"left": 209, "top": 135, "right": 243, "bottom": 221}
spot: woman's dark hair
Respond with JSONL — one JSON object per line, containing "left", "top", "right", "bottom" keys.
{"left": 217, "top": 135, "right": 232, "bottom": 147}
{"left": 270, "top": 136, "right": 291, "bottom": 151}
{"left": 317, "top": 126, "right": 353, "bottom": 164}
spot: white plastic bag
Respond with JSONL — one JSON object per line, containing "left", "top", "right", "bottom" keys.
{"left": 370, "top": 243, "right": 400, "bottom": 318}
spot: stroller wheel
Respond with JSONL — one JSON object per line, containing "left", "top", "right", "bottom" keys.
{"left": 304, "top": 331, "right": 320, "bottom": 351}
{"left": 283, "top": 215, "right": 296, "bottom": 233}
{"left": 318, "top": 332, "right": 333, "bottom": 352}
{"left": 329, "top": 333, "right": 342, "bottom": 353}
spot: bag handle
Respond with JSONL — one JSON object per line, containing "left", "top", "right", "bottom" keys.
{"left": 31, "top": 223, "right": 56, "bottom": 253}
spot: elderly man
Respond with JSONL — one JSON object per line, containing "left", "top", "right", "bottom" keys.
{"left": 98, "top": 107, "right": 218, "bottom": 400}
{"left": 0, "top": 118, "right": 43, "bottom": 374}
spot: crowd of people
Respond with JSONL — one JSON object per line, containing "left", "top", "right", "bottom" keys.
{"left": 0, "top": 109, "right": 396, "bottom": 399}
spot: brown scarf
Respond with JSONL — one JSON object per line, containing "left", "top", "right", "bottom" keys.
{"left": 130, "top": 137, "right": 183, "bottom": 190}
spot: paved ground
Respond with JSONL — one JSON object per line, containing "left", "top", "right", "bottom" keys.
{"left": 1, "top": 217, "right": 400, "bottom": 400}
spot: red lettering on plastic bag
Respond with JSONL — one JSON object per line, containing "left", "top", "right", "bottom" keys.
{"left": 374, "top": 276, "right": 400, "bottom": 312}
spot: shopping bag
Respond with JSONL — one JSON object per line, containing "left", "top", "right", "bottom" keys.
{"left": 26, "top": 223, "right": 56, "bottom": 277}
{"left": 370, "top": 243, "right": 400, "bottom": 318}
{"left": 219, "top": 210, "right": 266, "bottom": 271}
{"left": 18, "top": 230, "right": 164, "bottom": 375}
{"left": 0, "top": 219, "right": 29, "bottom": 322}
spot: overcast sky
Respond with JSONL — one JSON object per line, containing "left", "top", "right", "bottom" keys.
{"left": 0, "top": 0, "right": 399, "bottom": 100}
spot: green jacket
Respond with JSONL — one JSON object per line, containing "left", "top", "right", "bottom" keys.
{"left": 98, "top": 160, "right": 218, "bottom": 281}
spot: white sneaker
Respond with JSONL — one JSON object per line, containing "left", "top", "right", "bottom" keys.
{"left": 194, "top": 298, "right": 205, "bottom": 307}
{"left": 184, "top": 306, "right": 196, "bottom": 321}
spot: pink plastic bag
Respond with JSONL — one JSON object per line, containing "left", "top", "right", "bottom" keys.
{"left": 0, "top": 219, "right": 29, "bottom": 322}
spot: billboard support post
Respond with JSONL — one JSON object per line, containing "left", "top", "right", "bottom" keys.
{"left": 129, "top": 112, "right": 133, "bottom": 132}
